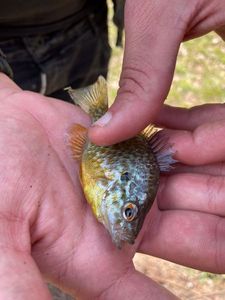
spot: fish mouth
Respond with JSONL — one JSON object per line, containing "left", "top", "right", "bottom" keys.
{"left": 109, "top": 224, "right": 136, "bottom": 249}
{"left": 112, "top": 232, "right": 135, "bottom": 249}
{"left": 101, "top": 206, "right": 137, "bottom": 248}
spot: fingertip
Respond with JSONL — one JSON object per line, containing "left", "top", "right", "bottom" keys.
{"left": 89, "top": 101, "right": 158, "bottom": 146}
{"left": 92, "top": 111, "right": 112, "bottom": 128}
{"left": 88, "top": 122, "right": 131, "bottom": 146}
{"left": 0, "top": 73, "right": 21, "bottom": 100}
{"left": 0, "top": 73, "right": 20, "bottom": 89}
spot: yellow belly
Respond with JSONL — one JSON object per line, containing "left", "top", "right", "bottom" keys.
{"left": 80, "top": 159, "right": 106, "bottom": 221}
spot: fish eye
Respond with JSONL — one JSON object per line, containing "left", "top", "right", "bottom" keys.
{"left": 120, "top": 172, "right": 130, "bottom": 182}
{"left": 122, "top": 202, "right": 138, "bottom": 222}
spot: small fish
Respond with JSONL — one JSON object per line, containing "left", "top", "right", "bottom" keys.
{"left": 67, "top": 76, "right": 175, "bottom": 248}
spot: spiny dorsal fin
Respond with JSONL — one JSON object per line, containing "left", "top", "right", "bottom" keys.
{"left": 65, "top": 76, "right": 108, "bottom": 120}
{"left": 142, "top": 125, "right": 177, "bottom": 172}
{"left": 141, "top": 125, "right": 157, "bottom": 139}
{"left": 68, "top": 124, "right": 88, "bottom": 160}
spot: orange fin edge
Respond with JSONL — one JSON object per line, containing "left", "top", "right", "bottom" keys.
{"left": 68, "top": 124, "right": 88, "bottom": 160}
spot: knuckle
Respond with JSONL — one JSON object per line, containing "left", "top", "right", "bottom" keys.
{"left": 120, "top": 66, "right": 150, "bottom": 94}
{"left": 119, "top": 64, "right": 161, "bottom": 103}
{"left": 206, "top": 175, "right": 225, "bottom": 213}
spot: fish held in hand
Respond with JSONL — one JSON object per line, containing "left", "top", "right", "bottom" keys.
{"left": 67, "top": 76, "right": 175, "bottom": 248}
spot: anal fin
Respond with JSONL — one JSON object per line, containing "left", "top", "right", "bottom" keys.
{"left": 68, "top": 124, "right": 88, "bottom": 160}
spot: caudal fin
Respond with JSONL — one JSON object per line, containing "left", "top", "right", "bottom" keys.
{"left": 66, "top": 76, "right": 108, "bottom": 121}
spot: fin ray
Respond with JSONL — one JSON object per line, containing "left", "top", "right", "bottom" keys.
{"left": 142, "top": 126, "right": 177, "bottom": 172}
{"left": 66, "top": 76, "right": 108, "bottom": 120}
{"left": 68, "top": 124, "right": 88, "bottom": 160}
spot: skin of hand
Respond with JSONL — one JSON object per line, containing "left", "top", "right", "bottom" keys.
{"left": 89, "top": 0, "right": 225, "bottom": 145}
{"left": 0, "top": 74, "right": 178, "bottom": 300}
{"left": 139, "top": 103, "right": 225, "bottom": 274}
{"left": 1, "top": 73, "right": 225, "bottom": 299}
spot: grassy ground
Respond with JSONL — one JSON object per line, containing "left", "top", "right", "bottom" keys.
{"left": 107, "top": 2, "right": 225, "bottom": 299}
{"left": 107, "top": 1, "right": 225, "bottom": 107}
{"left": 168, "top": 34, "right": 225, "bottom": 107}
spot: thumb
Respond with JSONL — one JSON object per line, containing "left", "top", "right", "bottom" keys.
{"left": 0, "top": 73, "right": 21, "bottom": 98}
{"left": 89, "top": 0, "right": 191, "bottom": 145}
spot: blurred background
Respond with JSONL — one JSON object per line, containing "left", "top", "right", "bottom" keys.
{"left": 50, "top": 1, "right": 225, "bottom": 299}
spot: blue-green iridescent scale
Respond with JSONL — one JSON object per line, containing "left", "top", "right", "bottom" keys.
{"left": 81, "top": 135, "right": 160, "bottom": 247}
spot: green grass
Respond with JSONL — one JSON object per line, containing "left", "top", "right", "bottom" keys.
{"left": 168, "top": 34, "right": 225, "bottom": 107}
{"left": 107, "top": 4, "right": 225, "bottom": 108}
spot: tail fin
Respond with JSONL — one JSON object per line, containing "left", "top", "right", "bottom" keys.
{"left": 66, "top": 76, "right": 108, "bottom": 121}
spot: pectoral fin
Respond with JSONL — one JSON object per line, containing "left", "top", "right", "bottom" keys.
{"left": 68, "top": 124, "right": 88, "bottom": 160}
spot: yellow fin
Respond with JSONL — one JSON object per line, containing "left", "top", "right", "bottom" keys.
{"left": 141, "top": 125, "right": 158, "bottom": 139}
{"left": 65, "top": 76, "right": 108, "bottom": 121}
{"left": 68, "top": 124, "right": 88, "bottom": 160}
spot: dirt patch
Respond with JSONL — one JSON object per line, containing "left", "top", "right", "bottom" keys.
{"left": 134, "top": 254, "right": 225, "bottom": 299}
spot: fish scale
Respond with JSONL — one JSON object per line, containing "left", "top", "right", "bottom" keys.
{"left": 67, "top": 76, "right": 176, "bottom": 248}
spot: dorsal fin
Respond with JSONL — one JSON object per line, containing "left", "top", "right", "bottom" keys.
{"left": 141, "top": 125, "right": 177, "bottom": 172}
{"left": 68, "top": 124, "right": 88, "bottom": 160}
{"left": 141, "top": 125, "right": 156, "bottom": 139}
{"left": 66, "top": 76, "right": 108, "bottom": 121}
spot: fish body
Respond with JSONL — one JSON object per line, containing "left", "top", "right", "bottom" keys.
{"left": 67, "top": 76, "right": 174, "bottom": 248}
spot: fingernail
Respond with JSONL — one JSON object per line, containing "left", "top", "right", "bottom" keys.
{"left": 92, "top": 112, "right": 112, "bottom": 127}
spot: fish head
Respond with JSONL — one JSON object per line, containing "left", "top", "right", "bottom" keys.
{"left": 100, "top": 168, "right": 156, "bottom": 248}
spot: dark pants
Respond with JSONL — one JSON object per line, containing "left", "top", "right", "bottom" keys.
{"left": 0, "top": 9, "right": 111, "bottom": 102}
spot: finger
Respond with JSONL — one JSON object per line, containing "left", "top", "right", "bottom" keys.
{"left": 163, "top": 120, "right": 225, "bottom": 164}
{"left": 89, "top": 0, "right": 194, "bottom": 145}
{"left": 100, "top": 267, "right": 177, "bottom": 300}
{"left": 155, "top": 103, "right": 225, "bottom": 130}
{"left": 215, "top": 25, "right": 225, "bottom": 41}
{"left": 158, "top": 173, "right": 225, "bottom": 216}
{"left": 0, "top": 73, "right": 21, "bottom": 99}
{"left": 139, "top": 208, "right": 225, "bottom": 274}
{"left": 171, "top": 162, "right": 225, "bottom": 176}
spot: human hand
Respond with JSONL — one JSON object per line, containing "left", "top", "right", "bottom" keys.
{"left": 0, "top": 74, "right": 178, "bottom": 300}
{"left": 138, "top": 103, "right": 225, "bottom": 274}
{"left": 89, "top": 0, "right": 225, "bottom": 145}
